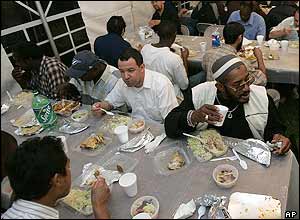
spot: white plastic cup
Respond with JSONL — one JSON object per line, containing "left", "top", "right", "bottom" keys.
{"left": 138, "top": 31, "right": 145, "bottom": 41}
{"left": 256, "top": 35, "right": 264, "bottom": 46}
{"left": 1, "top": 177, "right": 13, "bottom": 210}
{"left": 114, "top": 125, "right": 129, "bottom": 143}
{"left": 200, "top": 42, "right": 207, "bottom": 53}
{"left": 119, "top": 173, "right": 137, "bottom": 197}
{"left": 57, "top": 135, "right": 68, "bottom": 155}
{"left": 132, "top": 213, "right": 152, "bottom": 219}
{"left": 214, "top": 105, "right": 229, "bottom": 126}
{"left": 280, "top": 40, "right": 289, "bottom": 52}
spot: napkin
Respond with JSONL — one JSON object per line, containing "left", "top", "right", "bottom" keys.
{"left": 144, "top": 133, "right": 166, "bottom": 153}
{"left": 173, "top": 199, "right": 196, "bottom": 219}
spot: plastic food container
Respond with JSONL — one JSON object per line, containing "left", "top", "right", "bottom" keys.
{"left": 101, "top": 153, "right": 138, "bottom": 173}
{"left": 71, "top": 109, "right": 89, "bottom": 122}
{"left": 131, "top": 196, "right": 160, "bottom": 219}
{"left": 212, "top": 164, "right": 239, "bottom": 189}
{"left": 153, "top": 142, "right": 192, "bottom": 176}
{"left": 74, "top": 131, "right": 112, "bottom": 157}
{"left": 128, "top": 117, "right": 145, "bottom": 134}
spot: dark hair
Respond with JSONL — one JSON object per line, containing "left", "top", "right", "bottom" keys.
{"left": 223, "top": 22, "right": 245, "bottom": 44}
{"left": 12, "top": 41, "right": 44, "bottom": 60}
{"left": 107, "top": 16, "right": 126, "bottom": 35}
{"left": 157, "top": 20, "right": 177, "bottom": 40}
{"left": 240, "top": 1, "right": 253, "bottom": 9}
{"left": 7, "top": 136, "right": 68, "bottom": 200}
{"left": 119, "top": 47, "right": 143, "bottom": 66}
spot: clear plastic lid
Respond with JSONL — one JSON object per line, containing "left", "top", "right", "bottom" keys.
{"left": 100, "top": 152, "right": 139, "bottom": 173}
{"left": 153, "top": 141, "right": 193, "bottom": 176}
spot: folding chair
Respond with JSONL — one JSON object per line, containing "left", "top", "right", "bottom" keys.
{"left": 196, "top": 23, "right": 213, "bottom": 36}
{"left": 180, "top": 24, "right": 190, "bottom": 36}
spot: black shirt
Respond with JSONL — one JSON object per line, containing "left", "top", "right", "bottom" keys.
{"left": 151, "top": 4, "right": 180, "bottom": 33}
{"left": 164, "top": 87, "right": 286, "bottom": 141}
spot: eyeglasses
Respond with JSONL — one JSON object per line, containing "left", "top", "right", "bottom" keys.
{"left": 225, "top": 75, "right": 255, "bottom": 93}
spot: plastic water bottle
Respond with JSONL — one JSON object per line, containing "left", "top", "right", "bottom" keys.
{"left": 212, "top": 30, "right": 221, "bottom": 48}
{"left": 32, "top": 91, "right": 57, "bottom": 128}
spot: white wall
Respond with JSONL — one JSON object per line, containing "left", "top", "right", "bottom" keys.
{"left": 1, "top": 44, "right": 21, "bottom": 101}
{"left": 78, "top": 1, "right": 153, "bottom": 51}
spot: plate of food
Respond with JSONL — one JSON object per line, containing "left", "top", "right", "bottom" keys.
{"left": 14, "top": 124, "right": 44, "bottom": 136}
{"left": 12, "top": 91, "right": 33, "bottom": 106}
{"left": 128, "top": 118, "right": 145, "bottom": 134}
{"left": 59, "top": 121, "right": 89, "bottom": 134}
{"left": 153, "top": 143, "right": 192, "bottom": 176}
{"left": 187, "top": 129, "right": 228, "bottom": 162}
{"left": 61, "top": 187, "right": 93, "bottom": 216}
{"left": 52, "top": 100, "right": 80, "bottom": 116}
{"left": 10, "top": 109, "right": 37, "bottom": 127}
{"left": 131, "top": 196, "right": 159, "bottom": 219}
{"left": 238, "top": 46, "right": 256, "bottom": 61}
{"left": 75, "top": 132, "right": 112, "bottom": 156}
{"left": 101, "top": 115, "right": 131, "bottom": 133}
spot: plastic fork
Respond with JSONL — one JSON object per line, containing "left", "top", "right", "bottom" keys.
{"left": 210, "top": 156, "right": 238, "bottom": 162}
{"left": 99, "top": 108, "right": 115, "bottom": 116}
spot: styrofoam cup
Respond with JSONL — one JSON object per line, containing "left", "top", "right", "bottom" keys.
{"left": 214, "top": 105, "right": 229, "bottom": 126}
{"left": 132, "top": 213, "right": 152, "bottom": 219}
{"left": 280, "top": 40, "right": 288, "bottom": 52}
{"left": 256, "top": 35, "right": 264, "bottom": 46}
{"left": 200, "top": 42, "right": 207, "bottom": 52}
{"left": 119, "top": 173, "right": 137, "bottom": 197}
{"left": 57, "top": 135, "right": 68, "bottom": 155}
{"left": 138, "top": 31, "right": 145, "bottom": 41}
{"left": 114, "top": 125, "right": 129, "bottom": 143}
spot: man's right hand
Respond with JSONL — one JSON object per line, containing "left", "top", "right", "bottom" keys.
{"left": 11, "top": 67, "right": 25, "bottom": 80}
{"left": 191, "top": 104, "right": 223, "bottom": 125}
{"left": 180, "top": 47, "right": 189, "bottom": 60}
{"left": 91, "top": 177, "right": 111, "bottom": 219}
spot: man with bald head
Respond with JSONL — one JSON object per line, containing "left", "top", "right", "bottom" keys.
{"left": 165, "top": 54, "right": 291, "bottom": 155}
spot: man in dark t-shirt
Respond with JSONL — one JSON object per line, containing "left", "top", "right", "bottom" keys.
{"left": 149, "top": 1, "right": 180, "bottom": 33}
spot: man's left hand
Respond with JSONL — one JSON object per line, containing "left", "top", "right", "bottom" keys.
{"left": 148, "top": 20, "right": 160, "bottom": 27}
{"left": 271, "top": 134, "right": 291, "bottom": 155}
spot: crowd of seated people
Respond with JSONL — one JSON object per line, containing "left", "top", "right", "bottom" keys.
{"left": 2, "top": 2, "right": 298, "bottom": 218}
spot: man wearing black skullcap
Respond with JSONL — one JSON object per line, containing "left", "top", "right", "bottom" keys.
{"left": 164, "top": 54, "right": 291, "bottom": 155}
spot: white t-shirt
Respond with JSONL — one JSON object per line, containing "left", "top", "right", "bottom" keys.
{"left": 141, "top": 44, "right": 189, "bottom": 99}
{"left": 271, "top": 16, "right": 299, "bottom": 40}
{"left": 105, "top": 69, "right": 178, "bottom": 123}
{"left": 70, "top": 64, "right": 120, "bottom": 101}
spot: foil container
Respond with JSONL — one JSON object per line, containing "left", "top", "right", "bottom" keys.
{"left": 77, "top": 164, "right": 121, "bottom": 189}
{"left": 195, "top": 194, "right": 231, "bottom": 219}
{"left": 234, "top": 138, "right": 271, "bottom": 167}
{"left": 118, "top": 129, "right": 154, "bottom": 153}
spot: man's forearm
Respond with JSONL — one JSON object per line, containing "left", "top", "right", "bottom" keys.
{"left": 269, "top": 29, "right": 285, "bottom": 39}
{"left": 93, "top": 204, "right": 110, "bottom": 219}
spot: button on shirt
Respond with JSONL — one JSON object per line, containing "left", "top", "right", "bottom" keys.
{"left": 105, "top": 69, "right": 178, "bottom": 123}
{"left": 270, "top": 16, "right": 299, "bottom": 40}
{"left": 1, "top": 199, "right": 59, "bottom": 219}
{"left": 141, "top": 44, "right": 189, "bottom": 100}
{"left": 30, "top": 56, "right": 68, "bottom": 99}
{"left": 94, "top": 33, "right": 131, "bottom": 67}
{"left": 227, "top": 11, "right": 266, "bottom": 40}
{"left": 69, "top": 64, "right": 120, "bottom": 101}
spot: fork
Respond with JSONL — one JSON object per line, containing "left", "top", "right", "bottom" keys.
{"left": 210, "top": 156, "right": 237, "bottom": 162}
{"left": 99, "top": 108, "right": 115, "bottom": 116}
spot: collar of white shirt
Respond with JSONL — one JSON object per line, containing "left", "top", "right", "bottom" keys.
{"left": 2, "top": 199, "right": 59, "bottom": 219}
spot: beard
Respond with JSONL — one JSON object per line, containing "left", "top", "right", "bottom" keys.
{"left": 237, "top": 40, "right": 243, "bottom": 52}
{"left": 224, "top": 86, "right": 250, "bottom": 103}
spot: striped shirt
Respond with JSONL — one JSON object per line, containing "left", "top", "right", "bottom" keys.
{"left": 202, "top": 44, "right": 267, "bottom": 86}
{"left": 1, "top": 199, "right": 59, "bottom": 219}
{"left": 30, "top": 56, "right": 68, "bottom": 99}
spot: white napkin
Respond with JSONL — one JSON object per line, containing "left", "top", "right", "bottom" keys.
{"left": 242, "top": 37, "right": 253, "bottom": 46}
{"left": 144, "top": 133, "right": 166, "bottom": 153}
{"left": 173, "top": 199, "right": 196, "bottom": 219}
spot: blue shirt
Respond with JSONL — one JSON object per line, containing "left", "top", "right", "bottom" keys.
{"left": 227, "top": 11, "right": 266, "bottom": 40}
{"left": 94, "top": 33, "right": 131, "bottom": 67}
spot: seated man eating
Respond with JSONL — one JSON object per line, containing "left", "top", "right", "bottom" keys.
{"left": 165, "top": 54, "right": 290, "bottom": 155}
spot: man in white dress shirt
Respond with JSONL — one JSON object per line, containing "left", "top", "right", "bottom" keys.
{"left": 141, "top": 20, "right": 189, "bottom": 102}
{"left": 1, "top": 136, "right": 110, "bottom": 219}
{"left": 92, "top": 47, "right": 178, "bottom": 123}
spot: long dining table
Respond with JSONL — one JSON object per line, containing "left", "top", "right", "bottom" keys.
{"left": 1, "top": 97, "right": 299, "bottom": 219}
{"left": 125, "top": 31, "right": 299, "bottom": 85}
